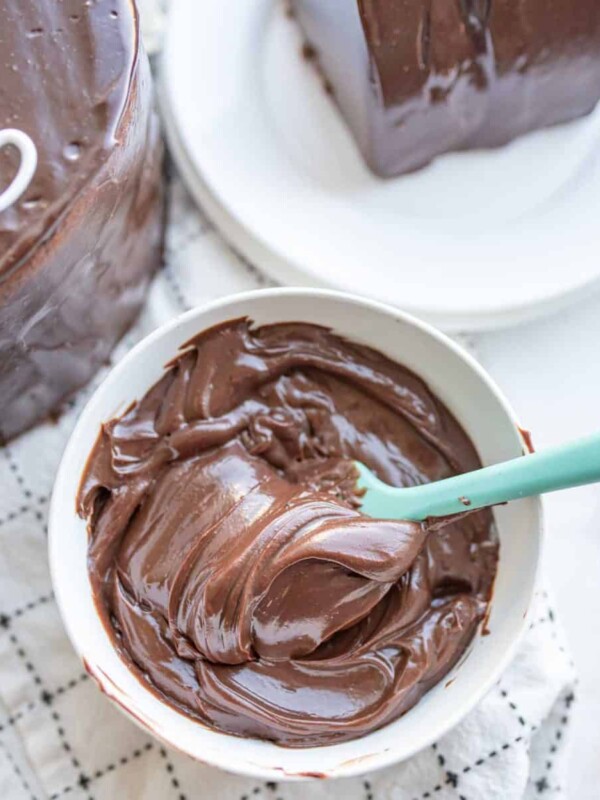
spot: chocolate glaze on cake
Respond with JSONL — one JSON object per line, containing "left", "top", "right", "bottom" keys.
{"left": 78, "top": 319, "right": 498, "bottom": 747}
{"left": 0, "top": 0, "right": 164, "bottom": 440}
{"left": 291, "top": 0, "right": 600, "bottom": 177}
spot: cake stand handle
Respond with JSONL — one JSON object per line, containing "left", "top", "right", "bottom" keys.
{"left": 0, "top": 129, "right": 38, "bottom": 213}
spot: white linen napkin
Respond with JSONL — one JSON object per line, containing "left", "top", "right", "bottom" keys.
{"left": 0, "top": 178, "right": 577, "bottom": 800}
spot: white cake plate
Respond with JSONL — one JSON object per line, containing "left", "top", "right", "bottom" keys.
{"left": 160, "top": 0, "right": 600, "bottom": 331}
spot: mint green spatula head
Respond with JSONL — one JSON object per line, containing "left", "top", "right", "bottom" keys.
{"left": 355, "top": 431, "right": 600, "bottom": 522}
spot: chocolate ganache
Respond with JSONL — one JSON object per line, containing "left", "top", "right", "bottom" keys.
{"left": 0, "top": 0, "right": 164, "bottom": 441}
{"left": 78, "top": 319, "right": 498, "bottom": 747}
{"left": 291, "top": 0, "right": 600, "bottom": 177}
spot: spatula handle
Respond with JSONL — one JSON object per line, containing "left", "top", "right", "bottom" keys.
{"left": 359, "top": 431, "right": 600, "bottom": 521}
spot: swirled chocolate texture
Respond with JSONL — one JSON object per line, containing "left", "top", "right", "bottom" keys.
{"left": 291, "top": 0, "right": 600, "bottom": 176}
{"left": 78, "top": 320, "right": 498, "bottom": 747}
{"left": 0, "top": 0, "right": 164, "bottom": 441}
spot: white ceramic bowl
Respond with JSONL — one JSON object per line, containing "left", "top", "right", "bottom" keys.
{"left": 49, "top": 288, "right": 541, "bottom": 781}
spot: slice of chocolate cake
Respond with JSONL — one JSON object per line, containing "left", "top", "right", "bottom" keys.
{"left": 0, "top": 0, "right": 164, "bottom": 441}
{"left": 291, "top": 0, "right": 600, "bottom": 177}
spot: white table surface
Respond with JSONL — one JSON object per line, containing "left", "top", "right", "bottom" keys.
{"left": 477, "top": 289, "right": 600, "bottom": 799}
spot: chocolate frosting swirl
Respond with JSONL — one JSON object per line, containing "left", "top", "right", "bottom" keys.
{"left": 78, "top": 320, "right": 498, "bottom": 746}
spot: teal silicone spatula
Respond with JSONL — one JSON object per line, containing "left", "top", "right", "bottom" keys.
{"left": 355, "top": 431, "right": 600, "bottom": 521}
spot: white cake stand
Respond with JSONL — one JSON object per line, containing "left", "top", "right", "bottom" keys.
{"left": 160, "top": 0, "right": 600, "bottom": 331}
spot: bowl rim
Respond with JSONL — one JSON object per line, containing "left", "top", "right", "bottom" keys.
{"left": 48, "top": 286, "right": 542, "bottom": 780}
